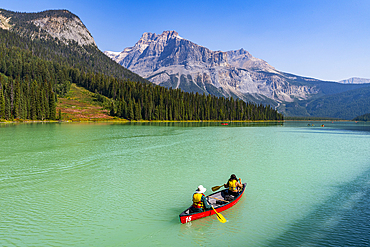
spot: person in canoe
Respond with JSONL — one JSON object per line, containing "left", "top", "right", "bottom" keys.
{"left": 190, "top": 185, "right": 212, "bottom": 213}
{"left": 224, "top": 174, "right": 243, "bottom": 198}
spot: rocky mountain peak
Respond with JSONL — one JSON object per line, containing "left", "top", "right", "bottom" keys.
{"left": 140, "top": 30, "right": 182, "bottom": 42}
{"left": 227, "top": 48, "right": 274, "bottom": 72}
{"left": 104, "top": 31, "right": 317, "bottom": 104}
{"left": 0, "top": 9, "right": 96, "bottom": 47}
{"left": 105, "top": 30, "right": 275, "bottom": 75}
{"left": 139, "top": 32, "right": 157, "bottom": 42}
{"left": 161, "top": 30, "right": 183, "bottom": 40}
{"left": 31, "top": 14, "right": 96, "bottom": 46}
{"left": 133, "top": 30, "right": 183, "bottom": 53}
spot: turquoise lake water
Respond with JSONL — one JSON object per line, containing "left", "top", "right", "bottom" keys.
{"left": 1, "top": 121, "right": 370, "bottom": 246}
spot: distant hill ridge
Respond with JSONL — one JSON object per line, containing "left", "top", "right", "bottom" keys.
{"left": 353, "top": 113, "right": 370, "bottom": 121}
{"left": 338, "top": 77, "right": 370, "bottom": 84}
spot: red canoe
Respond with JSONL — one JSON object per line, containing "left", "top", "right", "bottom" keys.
{"left": 179, "top": 183, "right": 246, "bottom": 223}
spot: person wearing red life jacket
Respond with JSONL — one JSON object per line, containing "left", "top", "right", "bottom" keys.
{"left": 190, "top": 185, "right": 212, "bottom": 213}
{"left": 224, "top": 174, "right": 243, "bottom": 198}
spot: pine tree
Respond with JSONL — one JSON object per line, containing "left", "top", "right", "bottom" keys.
{"left": 0, "top": 84, "right": 5, "bottom": 119}
{"left": 154, "top": 105, "right": 159, "bottom": 120}
{"left": 13, "top": 78, "right": 20, "bottom": 119}
{"left": 168, "top": 107, "right": 172, "bottom": 121}
{"left": 19, "top": 93, "right": 25, "bottom": 119}
{"left": 116, "top": 101, "right": 122, "bottom": 118}
{"left": 5, "top": 97, "right": 10, "bottom": 120}
{"left": 36, "top": 84, "right": 45, "bottom": 120}
{"left": 109, "top": 101, "right": 115, "bottom": 116}
{"left": 128, "top": 99, "right": 134, "bottom": 120}
{"left": 120, "top": 99, "right": 127, "bottom": 119}
{"left": 30, "top": 81, "right": 36, "bottom": 120}
{"left": 49, "top": 91, "right": 56, "bottom": 120}
{"left": 135, "top": 101, "right": 142, "bottom": 120}
{"left": 0, "top": 58, "right": 6, "bottom": 75}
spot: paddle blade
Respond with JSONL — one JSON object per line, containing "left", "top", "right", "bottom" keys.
{"left": 212, "top": 206, "right": 227, "bottom": 223}
{"left": 212, "top": 185, "right": 223, "bottom": 192}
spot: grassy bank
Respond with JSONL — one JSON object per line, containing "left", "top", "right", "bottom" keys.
{"left": 57, "top": 83, "right": 121, "bottom": 121}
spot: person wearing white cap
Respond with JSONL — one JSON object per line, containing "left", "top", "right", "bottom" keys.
{"left": 190, "top": 185, "right": 212, "bottom": 213}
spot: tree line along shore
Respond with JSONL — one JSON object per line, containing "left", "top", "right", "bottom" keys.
{"left": 0, "top": 28, "right": 283, "bottom": 122}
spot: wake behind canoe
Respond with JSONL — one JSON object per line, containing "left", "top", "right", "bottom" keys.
{"left": 179, "top": 183, "right": 246, "bottom": 223}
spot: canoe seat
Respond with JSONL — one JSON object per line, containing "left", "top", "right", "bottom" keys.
{"left": 216, "top": 200, "right": 227, "bottom": 205}
{"left": 224, "top": 195, "right": 234, "bottom": 201}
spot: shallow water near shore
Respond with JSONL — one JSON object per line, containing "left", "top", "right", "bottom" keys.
{"left": 1, "top": 121, "right": 370, "bottom": 246}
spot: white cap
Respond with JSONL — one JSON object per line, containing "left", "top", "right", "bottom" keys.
{"left": 196, "top": 185, "right": 206, "bottom": 194}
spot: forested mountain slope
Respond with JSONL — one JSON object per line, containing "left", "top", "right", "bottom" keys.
{"left": 353, "top": 113, "right": 370, "bottom": 121}
{"left": 0, "top": 9, "right": 148, "bottom": 83}
{"left": 0, "top": 9, "right": 283, "bottom": 121}
{"left": 280, "top": 84, "right": 370, "bottom": 119}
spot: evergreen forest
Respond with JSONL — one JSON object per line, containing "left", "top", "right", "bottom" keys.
{"left": 353, "top": 113, "right": 370, "bottom": 121}
{"left": 0, "top": 10, "right": 283, "bottom": 121}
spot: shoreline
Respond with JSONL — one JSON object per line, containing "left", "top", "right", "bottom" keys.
{"left": 0, "top": 119, "right": 285, "bottom": 124}
{"left": 1, "top": 119, "right": 361, "bottom": 124}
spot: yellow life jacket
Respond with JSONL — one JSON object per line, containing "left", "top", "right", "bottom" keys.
{"left": 192, "top": 193, "right": 204, "bottom": 208}
{"left": 228, "top": 179, "right": 238, "bottom": 192}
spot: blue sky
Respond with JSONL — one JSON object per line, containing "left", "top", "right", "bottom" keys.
{"left": 1, "top": 0, "right": 369, "bottom": 81}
